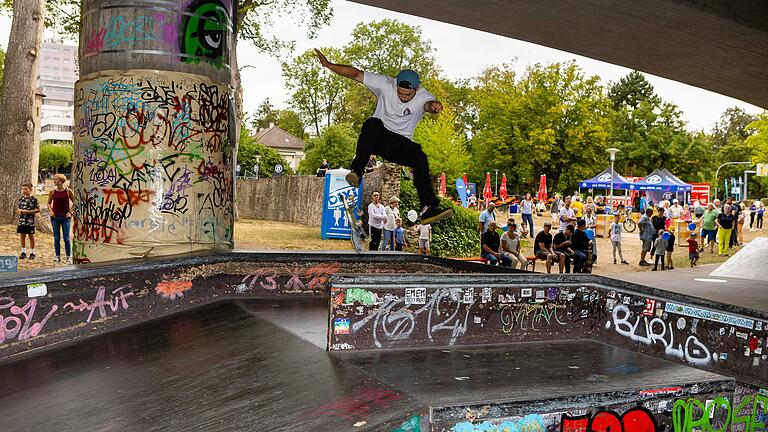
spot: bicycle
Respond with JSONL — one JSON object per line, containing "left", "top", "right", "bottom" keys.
{"left": 616, "top": 207, "right": 637, "bottom": 233}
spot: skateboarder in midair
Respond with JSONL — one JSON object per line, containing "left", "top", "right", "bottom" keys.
{"left": 315, "top": 49, "right": 453, "bottom": 224}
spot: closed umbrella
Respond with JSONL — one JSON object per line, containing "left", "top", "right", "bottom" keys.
{"left": 537, "top": 174, "right": 548, "bottom": 202}
{"left": 438, "top": 172, "right": 446, "bottom": 197}
{"left": 483, "top": 172, "right": 493, "bottom": 203}
{"left": 499, "top": 174, "right": 508, "bottom": 201}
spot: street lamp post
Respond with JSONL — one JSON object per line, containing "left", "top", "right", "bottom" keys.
{"left": 714, "top": 161, "right": 752, "bottom": 200}
{"left": 606, "top": 148, "right": 620, "bottom": 208}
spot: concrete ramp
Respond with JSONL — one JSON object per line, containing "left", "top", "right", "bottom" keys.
{"left": 711, "top": 237, "right": 768, "bottom": 281}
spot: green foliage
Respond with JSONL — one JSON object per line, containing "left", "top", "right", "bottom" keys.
{"left": 413, "top": 105, "right": 470, "bottom": 181}
{"left": 282, "top": 47, "right": 348, "bottom": 136}
{"left": 746, "top": 114, "right": 768, "bottom": 197}
{"left": 237, "top": 0, "right": 332, "bottom": 55}
{"left": 470, "top": 61, "right": 612, "bottom": 193}
{"left": 398, "top": 180, "right": 479, "bottom": 257}
{"left": 250, "top": 99, "right": 308, "bottom": 140}
{"left": 237, "top": 123, "right": 294, "bottom": 176}
{"left": 297, "top": 123, "right": 357, "bottom": 174}
{"left": 39, "top": 142, "right": 73, "bottom": 172}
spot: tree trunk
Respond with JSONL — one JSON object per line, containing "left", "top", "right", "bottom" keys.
{"left": 0, "top": 0, "right": 44, "bottom": 223}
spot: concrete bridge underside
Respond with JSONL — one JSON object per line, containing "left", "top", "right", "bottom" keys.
{"left": 348, "top": 0, "right": 768, "bottom": 109}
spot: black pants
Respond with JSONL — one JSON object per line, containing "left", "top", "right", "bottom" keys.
{"left": 654, "top": 254, "right": 665, "bottom": 270}
{"left": 730, "top": 223, "right": 738, "bottom": 247}
{"left": 759, "top": 214, "right": 764, "bottom": 229}
{"left": 750, "top": 212, "right": 756, "bottom": 229}
{"left": 369, "top": 227, "right": 382, "bottom": 251}
{"left": 352, "top": 118, "right": 438, "bottom": 209}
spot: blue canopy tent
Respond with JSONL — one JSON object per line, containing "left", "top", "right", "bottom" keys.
{"left": 627, "top": 169, "right": 692, "bottom": 204}
{"left": 578, "top": 168, "right": 631, "bottom": 190}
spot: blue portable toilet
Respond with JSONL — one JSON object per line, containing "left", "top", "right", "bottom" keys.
{"left": 321, "top": 169, "right": 364, "bottom": 239}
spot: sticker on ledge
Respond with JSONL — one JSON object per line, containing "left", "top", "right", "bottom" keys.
{"left": 481, "top": 287, "right": 492, "bottom": 303}
{"left": 521, "top": 288, "right": 532, "bottom": 297}
{"left": 27, "top": 283, "right": 47, "bottom": 298}
{"left": 334, "top": 318, "right": 350, "bottom": 335}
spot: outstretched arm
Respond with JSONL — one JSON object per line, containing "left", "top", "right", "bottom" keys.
{"left": 315, "top": 49, "right": 363, "bottom": 83}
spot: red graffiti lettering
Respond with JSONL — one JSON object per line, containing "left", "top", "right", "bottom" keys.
{"left": 562, "top": 409, "right": 657, "bottom": 432}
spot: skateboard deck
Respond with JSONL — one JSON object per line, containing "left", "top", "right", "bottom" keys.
{"left": 340, "top": 193, "right": 367, "bottom": 253}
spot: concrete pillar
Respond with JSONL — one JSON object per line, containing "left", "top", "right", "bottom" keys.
{"left": 72, "top": 0, "right": 235, "bottom": 263}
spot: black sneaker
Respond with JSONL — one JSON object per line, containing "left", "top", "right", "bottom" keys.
{"left": 18, "top": 252, "right": 26, "bottom": 259}
{"left": 345, "top": 171, "right": 361, "bottom": 188}
{"left": 420, "top": 205, "right": 454, "bottom": 224}
{"left": 639, "top": 260, "right": 651, "bottom": 266}
{"left": 29, "top": 253, "right": 35, "bottom": 260}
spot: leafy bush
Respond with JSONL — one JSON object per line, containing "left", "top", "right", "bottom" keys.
{"left": 237, "top": 128, "right": 294, "bottom": 176}
{"left": 39, "top": 142, "right": 73, "bottom": 172}
{"left": 398, "top": 179, "right": 480, "bottom": 257}
{"left": 297, "top": 123, "right": 357, "bottom": 174}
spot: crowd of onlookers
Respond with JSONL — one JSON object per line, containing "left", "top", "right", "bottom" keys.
{"left": 478, "top": 191, "right": 764, "bottom": 274}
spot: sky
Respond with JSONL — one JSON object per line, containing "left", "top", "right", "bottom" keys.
{"left": 3, "top": 0, "right": 764, "bottom": 132}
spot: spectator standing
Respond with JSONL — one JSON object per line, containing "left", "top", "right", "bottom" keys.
{"left": 651, "top": 208, "right": 667, "bottom": 241}
{"left": 500, "top": 222, "right": 528, "bottom": 269}
{"left": 698, "top": 203, "right": 718, "bottom": 254}
{"left": 652, "top": 230, "right": 667, "bottom": 271}
{"left": 534, "top": 222, "right": 564, "bottom": 273}
{"left": 737, "top": 202, "right": 746, "bottom": 244}
{"left": 681, "top": 204, "right": 692, "bottom": 222}
{"left": 638, "top": 208, "right": 655, "bottom": 266}
{"left": 727, "top": 197, "right": 741, "bottom": 248}
{"left": 669, "top": 199, "right": 683, "bottom": 220}
{"left": 609, "top": 214, "right": 629, "bottom": 265}
{"left": 520, "top": 193, "right": 534, "bottom": 238}
{"left": 584, "top": 196, "right": 596, "bottom": 215}
{"left": 558, "top": 197, "right": 577, "bottom": 232}
{"left": 639, "top": 193, "right": 648, "bottom": 213}
{"left": 758, "top": 202, "right": 765, "bottom": 230}
{"left": 550, "top": 193, "right": 562, "bottom": 224}
{"left": 393, "top": 218, "right": 406, "bottom": 251}
{"left": 553, "top": 225, "right": 574, "bottom": 273}
{"left": 715, "top": 204, "right": 734, "bottom": 256}
{"left": 381, "top": 196, "right": 400, "bottom": 251}
{"left": 481, "top": 221, "right": 510, "bottom": 266}
{"left": 479, "top": 202, "right": 496, "bottom": 234}
{"left": 417, "top": 222, "right": 432, "bottom": 255}
{"left": 317, "top": 159, "right": 329, "bottom": 177}
{"left": 48, "top": 174, "right": 75, "bottom": 264}
{"left": 367, "top": 191, "right": 386, "bottom": 250}
{"left": 693, "top": 201, "right": 705, "bottom": 219}
{"left": 571, "top": 196, "right": 584, "bottom": 218}
{"left": 665, "top": 230, "right": 676, "bottom": 270}
{"left": 16, "top": 182, "right": 40, "bottom": 260}
{"left": 595, "top": 196, "right": 606, "bottom": 214}
{"left": 688, "top": 233, "right": 700, "bottom": 267}
{"left": 749, "top": 201, "right": 758, "bottom": 230}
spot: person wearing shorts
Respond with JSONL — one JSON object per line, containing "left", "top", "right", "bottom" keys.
{"left": 16, "top": 182, "right": 40, "bottom": 260}
{"left": 417, "top": 223, "right": 431, "bottom": 255}
{"left": 698, "top": 203, "right": 718, "bottom": 254}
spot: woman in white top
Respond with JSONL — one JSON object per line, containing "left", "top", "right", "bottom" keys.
{"left": 500, "top": 222, "right": 529, "bottom": 269}
{"left": 382, "top": 196, "right": 400, "bottom": 251}
{"left": 367, "top": 192, "right": 387, "bottom": 250}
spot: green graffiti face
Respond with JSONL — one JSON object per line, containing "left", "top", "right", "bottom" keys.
{"left": 180, "top": 0, "right": 230, "bottom": 68}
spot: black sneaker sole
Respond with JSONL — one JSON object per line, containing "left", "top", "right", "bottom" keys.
{"left": 421, "top": 208, "right": 454, "bottom": 224}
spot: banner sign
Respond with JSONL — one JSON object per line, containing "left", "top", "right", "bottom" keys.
{"left": 456, "top": 178, "right": 467, "bottom": 208}
{"left": 321, "top": 169, "right": 364, "bottom": 240}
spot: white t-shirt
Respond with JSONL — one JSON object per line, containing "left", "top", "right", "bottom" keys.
{"left": 609, "top": 222, "right": 623, "bottom": 242}
{"left": 368, "top": 203, "right": 387, "bottom": 229}
{"left": 559, "top": 207, "right": 575, "bottom": 231}
{"left": 418, "top": 223, "right": 431, "bottom": 240}
{"left": 521, "top": 199, "right": 533, "bottom": 214}
{"left": 500, "top": 232, "right": 520, "bottom": 254}
{"left": 669, "top": 204, "right": 683, "bottom": 219}
{"left": 384, "top": 206, "right": 398, "bottom": 230}
{"left": 363, "top": 72, "right": 435, "bottom": 139}
{"left": 479, "top": 209, "right": 496, "bottom": 233}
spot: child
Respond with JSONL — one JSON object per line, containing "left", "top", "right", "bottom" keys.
{"left": 652, "top": 229, "right": 667, "bottom": 271}
{"left": 16, "top": 182, "right": 40, "bottom": 260}
{"left": 609, "top": 213, "right": 629, "bottom": 264}
{"left": 665, "top": 230, "right": 676, "bottom": 270}
{"left": 416, "top": 222, "right": 432, "bottom": 255}
{"left": 687, "top": 232, "right": 700, "bottom": 267}
{"left": 393, "top": 218, "right": 406, "bottom": 251}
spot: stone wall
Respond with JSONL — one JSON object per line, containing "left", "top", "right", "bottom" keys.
{"left": 236, "top": 176, "right": 325, "bottom": 225}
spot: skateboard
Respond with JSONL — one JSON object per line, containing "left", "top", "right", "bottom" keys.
{"left": 340, "top": 193, "right": 367, "bottom": 253}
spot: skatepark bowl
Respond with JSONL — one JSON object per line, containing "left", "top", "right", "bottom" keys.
{"left": 0, "top": 251, "right": 766, "bottom": 431}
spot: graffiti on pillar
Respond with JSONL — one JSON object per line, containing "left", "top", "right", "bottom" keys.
{"left": 179, "top": 0, "right": 231, "bottom": 68}
{"left": 72, "top": 72, "right": 233, "bottom": 263}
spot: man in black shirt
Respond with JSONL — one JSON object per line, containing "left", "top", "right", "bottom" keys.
{"left": 534, "top": 222, "right": 564, "bottom": 273}
{"left": 727, "top": 197, "right": 741, "bottom": 248}
{"left": 571, "top": 219, "right": 591, "bottom": 273}
{"left": 481, "top": 221, "right": 511, "bottom": 266}
{"left": 553, "top": 225, "right": 574, "bottom": 273}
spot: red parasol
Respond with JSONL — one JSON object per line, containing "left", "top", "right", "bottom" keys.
{"left": 462, "top": 173, "right": 468, "bottom": 189}
{"left": 537, "top": 174, "right": 548, "bottom": 202}
{"left": 438, "top": 172, "right": 446, "bottom": 197}
{"left": 499, "top": 174, "right": 508, "bottom": 201}
{"left": 483, "top": 172, "right": 493, "bottom": 202}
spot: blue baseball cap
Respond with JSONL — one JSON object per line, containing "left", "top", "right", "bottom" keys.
{"left": 396, "top": 69, "right": 420, "bottom": 89}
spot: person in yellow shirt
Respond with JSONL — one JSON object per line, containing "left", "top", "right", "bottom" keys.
{"left": 571, "top": 196, "right": 584, "bottom": 218}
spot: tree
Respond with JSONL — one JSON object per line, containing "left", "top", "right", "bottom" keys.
{"left": 250, "top": 99, "right": 308, "bottom": 140}
{"left": 0, "top": 0, "right": 44, "bottom": 223}
{"left": 470, "top": 61, "right": 613, "bottom": 193}
{"left": 412, "top": 104, "right": 470, "bottom": 181}
{"left": 39, "top": 142, "right": 73, "bottom": 173}
{"left": 608, "top": 70, "right": 660, "bottom": 109}
{"left": 745, "top": 113, "right": 768, "bottom": 197}
{"left": 711, "top": 107, "right": 758, "bottom": 192}
{"left": 282, "top": 48, "right": 348, "bottom": 136}
{"left": 297, "top": 123, "right": 357, "bottom": 175}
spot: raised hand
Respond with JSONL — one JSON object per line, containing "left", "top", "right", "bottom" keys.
{"left": 315, "top": 49, "right": 331, "bottom": 68}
